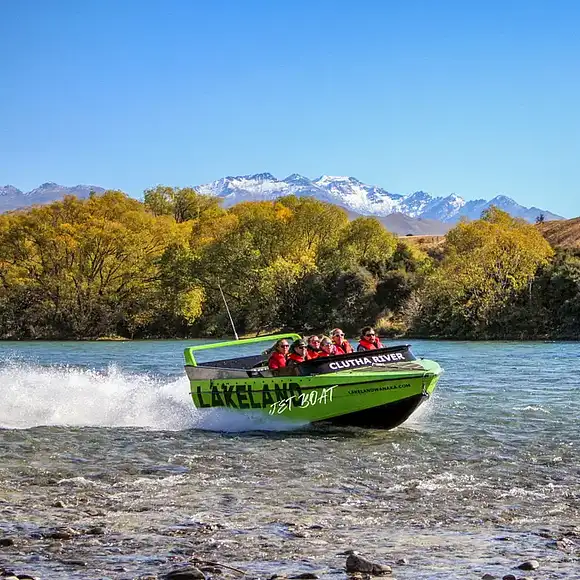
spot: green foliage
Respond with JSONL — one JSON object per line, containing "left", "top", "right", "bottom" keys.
{"left": 0, "top": 192, "right": 183, "bottom": 338}
{"left": 0, "top": 194, "right": 575, "bottom": 341}
{"left": 144, "top": 185, "right": 222, "bottom": 223}
{"left": 409, "top": 207, "right": 554, "bottom": 338}
{"left": 514, "top": 249, "right": 580, "bottom": 339}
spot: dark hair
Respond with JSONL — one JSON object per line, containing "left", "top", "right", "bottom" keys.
{"left": 289, "top": 339, "right": 307, "bottom": 355}
{"left": 360, "top": 326, "right": 374, "bottom": 339}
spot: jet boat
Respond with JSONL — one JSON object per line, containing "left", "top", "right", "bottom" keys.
{"left": 184, "top": 334, "right": 442, "bottom": 429}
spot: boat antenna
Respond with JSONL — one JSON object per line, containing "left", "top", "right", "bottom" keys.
{"left": 218, "top": 283, "right": 239, "bottom": 340}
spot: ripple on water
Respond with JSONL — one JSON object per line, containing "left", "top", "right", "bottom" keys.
{"left": 0, "top": 340, "right": 579, "bottom": 579}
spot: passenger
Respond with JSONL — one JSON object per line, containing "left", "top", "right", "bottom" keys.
{"left": 268, "top": 339, "right": 290, "bottom": 374}
{"left": 318, "top": 336, "right": 335, "bottom": 357}
{"left": 331, "top": 328, "right": 353, "bottom": 354}
{"left": 286, "top": 339, "right": 308, "bottom": 374}
{"left": 357, "top": 326, "right": 384, "bottom": 351}
{"left": 306, "top": 335, "right": 321, "bottom": 359}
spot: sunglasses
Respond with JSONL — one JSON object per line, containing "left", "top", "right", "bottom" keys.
{"left": 280, "top": 344, "right": 290, "bottom": 348}
{"left": 365, "top": 333, "right": 375, "bottom": 337}
{"left": 333, "top": 333, "right": 345, "bottom": 337}
{"left": 296, "top": 345, "right": 306, "bottom": 349}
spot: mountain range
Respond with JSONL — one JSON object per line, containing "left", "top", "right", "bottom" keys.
{"left": 0, "top": 182, "right": 106, "bottom": 214}
{"left": 196, "top": 173, "right": 562, "bottom": 225}
{"left": 1, "top": 174, "right": 563, "bottom": 235}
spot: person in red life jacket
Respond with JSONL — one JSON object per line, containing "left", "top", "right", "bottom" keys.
{"left": 306, "top": 335, "right": 321, "bottom": 359}
{"left": 286, "top": 339, "right": 308, "bottom": 375}
{"left": 331, "top": 328, "right": 353, "bottom": 355}
{"left": 318, "top": 336, "right": 335, "bottom": 357}
{"left": 268, "top": 339, "right": 290, "bottom": 374}
{"left": 357, "top": 326, "right": 384, "bottom": 351}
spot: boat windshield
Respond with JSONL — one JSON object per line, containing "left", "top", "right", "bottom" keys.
{"left": 184, "top": 334, "right": 301, "bottom": 369}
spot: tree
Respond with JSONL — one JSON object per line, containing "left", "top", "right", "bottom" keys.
{"left": 144, "top": 185, "right": 221, "bottom": 223}
{"left": 0, "top": 192, "right": 183, "bottom": 338}
{"left": 409, "top": 207, "right": 554, "bottom": 338}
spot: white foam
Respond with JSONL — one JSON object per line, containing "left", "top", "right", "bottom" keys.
{"left": 512, "top": 405, "right": 551, "bottom": 414}
{"left": 0, "top": 361, "right": 303, "bottom": 432}
{"left": 401, "top": 394, "right": 436, "bottom": 429}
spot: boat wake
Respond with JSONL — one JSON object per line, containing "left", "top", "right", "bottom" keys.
{"left": 0, "top": 361, "right": 302, "bottom": 432}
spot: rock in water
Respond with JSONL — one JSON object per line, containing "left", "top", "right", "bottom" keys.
{"left": 345, "top": 554, "right": 392, "bottom": 575}
{"left": 164, "top": 567, "right": 206, "bottom": 580}
{"left": 0, "top": 537, "right": 16, "bottom": 546}
{"left": 517, "top": 560, "right": 540, "bottom": 571}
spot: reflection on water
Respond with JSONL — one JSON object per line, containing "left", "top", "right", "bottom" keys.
{"left": 0, "top": 340, "right": 578, "bottom": 579}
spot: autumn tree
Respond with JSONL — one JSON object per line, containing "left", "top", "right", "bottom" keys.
{"left": 0, "top": 192, "right": 184, "bottom": 338}
{"left": 409, "top": 206, "right": 554, "bottom": 338}
{"left": 144, "top": 185, "right": 222, "bottom": 223}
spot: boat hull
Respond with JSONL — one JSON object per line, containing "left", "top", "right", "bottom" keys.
{"left": 317, "top": 392, "right": 427, "bottom": 429}
{"left": 187, "top": 361, "right": 441, "bottom": 429}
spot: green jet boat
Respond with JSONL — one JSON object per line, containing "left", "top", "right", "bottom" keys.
{"left": 184, "top": 333, "right": 443, "bottom": 429}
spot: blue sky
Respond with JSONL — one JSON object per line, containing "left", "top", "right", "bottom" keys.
{"left": 1, "top": 0, "right": 579, "bottom": 217}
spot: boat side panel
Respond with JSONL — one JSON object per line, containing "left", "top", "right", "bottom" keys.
{"left": 188, "top": 369, "right": 440, "bottom": 424}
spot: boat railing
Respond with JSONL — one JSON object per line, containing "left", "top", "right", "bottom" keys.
{"left": 184, "top": 333, "right": 302, "bottom": 367}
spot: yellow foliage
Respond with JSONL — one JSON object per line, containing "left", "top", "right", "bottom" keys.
{"left": 422, "top": 207, "right": 554, "bottom": 329}
{"left": 340, "top": 217, "right": 397, "bottom": 265}
{"left": 179, "top": 286, "right": 205, "bottom": 323}
{"left": 0, "top": 191, "right": 183, "bottom": 337}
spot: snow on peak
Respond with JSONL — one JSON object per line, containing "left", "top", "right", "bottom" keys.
{"left": 489, "top": 194, "right": 517, "bottom": 205}
{"left": 193, "top": 172, "right": 561, "bottom": 223}
{"left": 283, "top": 173, "right": 312, "bottom": 185}
{"left": 3, "top": 176, "right": 560, "bottom": 225}
{"left": 244, "top": 172, "right": 276, "bottom": 181}
{"left": 314, "top": 175, "right": 352, "bottom": 185}
{"left": 0, "top": 185, "right": 22, "bottom": 197}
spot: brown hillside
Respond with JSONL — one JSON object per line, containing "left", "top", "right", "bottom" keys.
{"left": 399, "top": 218, "right": 580, "bottom": 252}
{"left": 399, "top": 236, "right": 445, "bottom": 258}
{"left": 398, "top": 234, "right": 445, "bottom": 253}
{"left": 537, "top": 217, "right": 580, "bottom": 249}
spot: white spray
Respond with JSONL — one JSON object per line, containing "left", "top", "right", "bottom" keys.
{"left": 0, "top": 361, "right": 302, "bottom": 432}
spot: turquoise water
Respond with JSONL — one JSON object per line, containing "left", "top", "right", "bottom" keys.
{"left": 0, "top": 339, "right": 578, "bottom": 579}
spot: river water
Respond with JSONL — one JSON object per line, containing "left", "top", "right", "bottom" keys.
{"left": 0, "top": 340, "right": 578, "bottom": 579}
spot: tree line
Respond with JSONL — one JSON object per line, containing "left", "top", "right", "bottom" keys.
{"left": 0, "top": 187, "right": 577, "bottom": 340}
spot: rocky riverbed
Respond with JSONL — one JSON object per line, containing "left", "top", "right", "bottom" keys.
{"left": 1, "top": 340, "right": 579, "bottom": 579}
{"left": 1, "top": 426, "right": 578, "bottom": 579}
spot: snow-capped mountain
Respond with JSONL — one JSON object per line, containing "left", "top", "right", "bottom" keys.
{"left": 400, "top": 191, "right": 467, "bottom": 222}
{"left": 196, "top": 173, "right": 406, "bottom": 216}
{"left": 196, "top": 173, "right": 562, "bottom": 223}
{"left": 0, "top": 182, "right": 105, "bottom": 213}
{"left": 1, "top": 175, "right": 563, "bottom": 229}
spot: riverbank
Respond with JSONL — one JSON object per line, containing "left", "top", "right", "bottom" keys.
{"left": 1, "top": 510, "right": 575, "bottom": 579}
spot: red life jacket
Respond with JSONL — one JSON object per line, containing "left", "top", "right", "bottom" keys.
{"left": 287, "top": 353, "right": 305, "bottom": 364}
{"left": 306, "top": 347, "right": 320, "bottom": 360}
{"left": 357, "top": 337, "right": 384, "bottom": 351}
{"left": 334, "top": 340, "right": 353, "bottom": 354}
{"left": 317, "top": 350, "right": 331, "bottom": 357}
{"left": 268, "top": 352, "right": 287, "bottom": 370}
